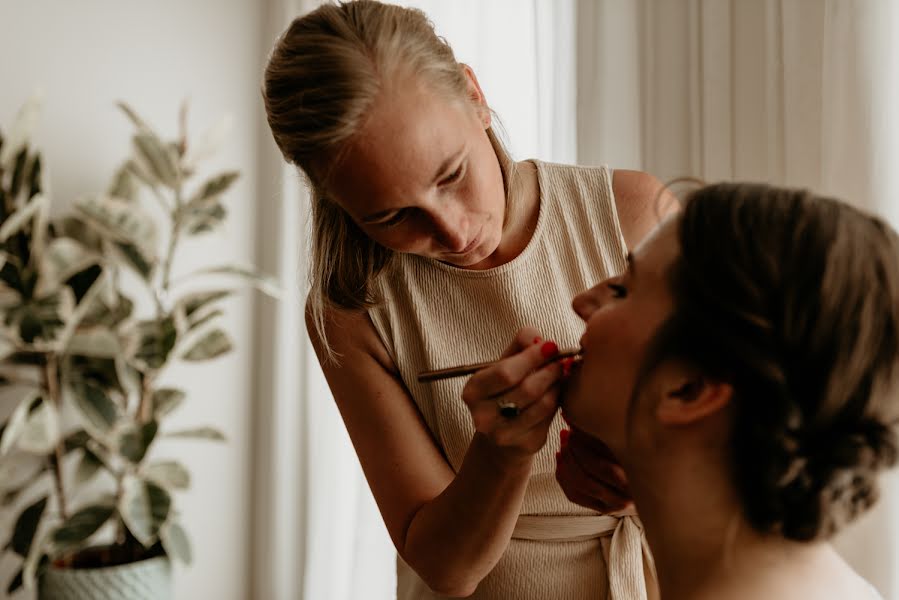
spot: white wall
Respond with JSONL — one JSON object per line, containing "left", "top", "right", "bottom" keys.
{"left": 0, "top": 1, "right": 270, "bottom": 598}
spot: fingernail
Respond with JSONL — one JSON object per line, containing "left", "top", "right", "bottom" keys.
{"left": 560, "top": 357, "right": 574, "bottom": 377}
{"left": 540, "top": 341, "right": 559, "bottom": 359}
{"left": 560, "top": 428, "right": 570, "bottom": 447}
{"left": 533, "top": 336, "right": 542, "bottom": 344}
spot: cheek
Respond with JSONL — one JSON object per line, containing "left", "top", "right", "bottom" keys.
{"left": 563, "top": 320, "right": 639, "bottom": 438}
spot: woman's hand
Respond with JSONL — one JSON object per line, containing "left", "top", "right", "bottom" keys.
{"left": 462, "top": 327, "right": 565, "bottom": 463}
{"left": 555, "top": 423, "right": 633, "bottom": 513}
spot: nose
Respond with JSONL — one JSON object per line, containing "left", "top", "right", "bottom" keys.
{"left": 571, "top": 284, "right": 604, "bottom": 321}
{"left": 430, "top": 207, "right": 469, "bottom": 252}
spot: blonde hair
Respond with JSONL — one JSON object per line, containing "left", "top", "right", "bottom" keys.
{"left": 262, "top": 0, "right": 514, "bottom": 359}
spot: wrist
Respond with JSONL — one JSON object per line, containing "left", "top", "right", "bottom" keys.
{"left": 471, "top": 433, "right": 535, "bottom": 474}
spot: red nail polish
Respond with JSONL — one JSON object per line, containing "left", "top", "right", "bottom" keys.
{"left": 533, "top": 336, "right": 542, "bottom": 344}
{"left": 561, "top": 357, "right": 574, "bottom": 377}
{"left": 560, "top": 428, "right": 570, "bottom": 447}
{"left": 540, "top": 341, "right": 559, "bottom": 359}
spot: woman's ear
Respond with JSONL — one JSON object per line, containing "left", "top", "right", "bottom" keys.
{"left": 656, "top": 368, "right": 732, "bottom": 426}
{"left": 461, "top": 63, "right": 491, "bottom": 128}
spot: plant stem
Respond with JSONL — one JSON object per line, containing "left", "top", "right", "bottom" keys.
{"left": 137, "top": 371, "right": 154, "bottom": 423}
{"left": 160, "top": 181, "right": 184, "bottom": 305}
{"left": 44, "top": 353, "right": 68, "bottom": 521}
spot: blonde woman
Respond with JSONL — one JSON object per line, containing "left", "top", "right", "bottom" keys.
{"left": 557, "top": 184, "right": 897, "bottom": 599}
{"left": 263, "top": 1, "right": 668, "bottom": 597}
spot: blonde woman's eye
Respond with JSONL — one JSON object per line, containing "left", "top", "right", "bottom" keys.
{"left": 441, "top": 164, "right": 465, "bottom": 185}
{"left": 607, "top": 283, "right": 628, "bottom": 298}
{"left": 381, "top": 209, "right": 408, "bottom": 228}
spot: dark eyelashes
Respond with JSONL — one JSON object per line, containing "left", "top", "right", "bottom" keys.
{"left": 607, "top": 283, "right": 628, "bottom": 298}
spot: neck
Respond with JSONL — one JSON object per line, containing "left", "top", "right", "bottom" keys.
{"left": 626, "top": 448, "right": 828, "bottom": 599}
{"left": 480, "top": 159, "right": 539, "bottom": 268}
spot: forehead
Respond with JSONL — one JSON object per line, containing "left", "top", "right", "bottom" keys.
{"left": 632, "top": 217, "right": 680, "bottom": 286}
{"left": 328, "top": 77, "right": 473, "bottom": 216}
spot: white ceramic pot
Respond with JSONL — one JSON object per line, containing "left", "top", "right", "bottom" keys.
{"left": 38, "top": 555, "right": 171, "bottom": 600}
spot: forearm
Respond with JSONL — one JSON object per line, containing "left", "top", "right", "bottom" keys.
{"left": 401, "top": 433, "right": 533, "bottom": 596}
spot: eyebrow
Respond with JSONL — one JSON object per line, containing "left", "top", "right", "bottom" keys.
{"left": 360, "top": 148, "right": 466, "bottom": 224}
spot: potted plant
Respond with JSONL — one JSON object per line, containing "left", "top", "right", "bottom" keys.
{"left": 0, "top": 96, "right": 278, "bottom": 599}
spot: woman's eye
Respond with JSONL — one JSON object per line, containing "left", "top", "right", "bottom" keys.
{"left": 607, "top": 283, "right": 628, "bottom": 298}
{"left": 381, "top": 209, "right": 408, "bottom": 228}
{"left": 440, "top": 164, "right": 465, "bottom": 185}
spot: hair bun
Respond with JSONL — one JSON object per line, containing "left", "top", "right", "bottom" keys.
{"left": 770, "top": 418, "right": 898, "bottom": 540}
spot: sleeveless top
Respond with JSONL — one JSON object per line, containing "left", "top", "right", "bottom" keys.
{"left": 368, "top": 161, "right": 656, "bottom": 600}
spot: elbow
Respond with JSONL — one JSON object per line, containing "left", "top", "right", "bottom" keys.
{"left": 400, "top": 543, "right": 480, "bottom": 597}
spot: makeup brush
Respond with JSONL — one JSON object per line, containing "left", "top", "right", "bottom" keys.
{"left": 417, "top": 348, "right": 582, "bottom": 383}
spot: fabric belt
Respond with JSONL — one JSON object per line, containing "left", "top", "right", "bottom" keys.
{"left": 512, "top": 509, "right": 655, "bottom": 600}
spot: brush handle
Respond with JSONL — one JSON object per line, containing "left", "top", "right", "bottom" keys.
{"left": 417, "top": 349, "right": 581, "bottom": 383}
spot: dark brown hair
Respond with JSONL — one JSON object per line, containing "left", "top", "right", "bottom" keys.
{"left": 647, "top": 183, "right": 899, "bottom": 540}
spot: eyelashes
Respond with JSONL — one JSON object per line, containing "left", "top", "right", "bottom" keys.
{"left": 607, "top": 282, "right": 628, "bottom": 298}
{"left": 377, "top": 163, "right": 467, "bottom": 229}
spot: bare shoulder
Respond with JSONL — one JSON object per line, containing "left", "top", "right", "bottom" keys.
{"left": 303, "top": 298, "right": 454, "bottom": 552}
{"left": 611, "top": 169, "right": 678, "bottom": 250}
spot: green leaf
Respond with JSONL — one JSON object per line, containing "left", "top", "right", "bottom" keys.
{"left": 184, "top": 200, "right": 226, "bottom": 235}
{"left": 0, "top": 93, "right": 41, "bottom": 170}
{"left": 115, "top": 101, "right": 152, "bottom": 133}
{"left": 38, "top": 237, "right": 99, "bottom": 295}
{"left": 52, "top": 504, "right": 115, "bottom": 548}
{"left": 70, "top": 381, "right": 118, "bottom": 434}
{"left": 187, "top": 308, "right": 223, "bottom": 333}
{"left": 177, "top": 289, "right": 231, "bottom": 319}
{"left": 0, "top": 391, "right": 40, "bottom": 455}
{"left": 144, "top": 460, "right": 190, "bottom": 490}
{"left": 56, "top": 216, "right": 104, "bottom": 253}
{"left": 152, "top": 388, "right": 185, "bottom": 418}
{"left": 66, "top": 328, "right": 121, "bottom": 358}
{"left": 9, "top": 495, "right": 47, "bottom": 556}
{"left": 10, "top": 148, "right": 29, "bottom": 200}
{"left": 119, "top": 476, "right": 171, "bottom": 547}
{"left": 131, "top": 317, "right": 177, "bottom": 370}
{"left": 112, "top": 241, "right": 155, "bottom": 280}
{"left": 6, "top": 567, "right": 23, "bottom": 595}
{"left": 0, "top": 193, "right": 47, "bottom": 243}
{"left": 183, "top": 264, "right": 281, "bottom": 299}
{"left": 118, "top": 421, "right": 158, "bottom": 463}
{"left": 74, "top": 448, "right": 104, "bottom": 486}
{"left": 17, "top": 396, "right": 60, "bottom": 454}
{"left": 7, "top": 290, "right": 71, "bottom": 343}
{"left": 181, "top": 328, "right": 231, "bottom": 361}
{"left": 164, "top": 426, "right": 225, "bottom": 441}
{"left": 160, "top": 520, "right": 192, "bottom": 565}
{"left": 133, "top": 133, "right": 179, "bottom": 187}
{"left": 74, "top": 195, "right": 158, "bottom": 258}
{"left": 62, "top": 429, "right": 91, "bottom": 453}
{"left": 0, "top": 452, "right": 43, "bottom": 490}
{"left": 108, "top": 163, "right": 138, "bottom": 202}
{"left": 187, "top": 171, "right": 239, "bottom": 205}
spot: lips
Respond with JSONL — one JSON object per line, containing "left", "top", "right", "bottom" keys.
{"left": 452, "top": 226, "right": 483, "bottom": 255}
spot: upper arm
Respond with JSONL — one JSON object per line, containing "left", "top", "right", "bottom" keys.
{"left": 305, "top": 301, "right": 455, "bottom": 553}
{"left": 611, "top": 169, "right": 680, "bottom": 250}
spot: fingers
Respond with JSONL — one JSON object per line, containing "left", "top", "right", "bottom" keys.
{"left": 555, "top": 428, "right": 634, "bottom": 513}
{"left": 464, "top": 336, "right": 561, "bottom": 404}
{"left": 469, "top": 361, "right": 561, "bottom": 433}
{"left": 498, "top": 326, "right": 543, "bottom": 359}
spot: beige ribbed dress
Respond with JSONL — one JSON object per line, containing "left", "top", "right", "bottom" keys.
{"left": 368, "top": 161, "right": 657, "bottom": 600}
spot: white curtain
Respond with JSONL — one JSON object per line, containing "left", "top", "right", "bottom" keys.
{"left": 253, "top": 1, "right": 899, "bottom": 598}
